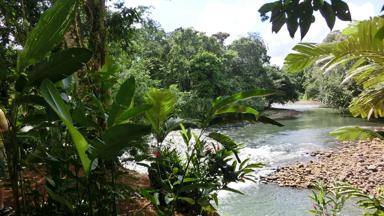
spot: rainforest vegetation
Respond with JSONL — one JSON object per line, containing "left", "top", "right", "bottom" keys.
{"left": 0, "top": 0, "right": 383, "bottom": 215}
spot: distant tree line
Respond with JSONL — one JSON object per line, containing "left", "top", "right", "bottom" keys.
{"left": 112, "top": 15, "right": 299, "bottom": 118}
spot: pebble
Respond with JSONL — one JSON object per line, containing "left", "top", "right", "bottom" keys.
{"left": 262, "top": 139, "right": 384, "bottom": 195}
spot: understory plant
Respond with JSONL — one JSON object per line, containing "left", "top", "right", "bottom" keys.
{"left": 0, "top": 0, "right": 151, "bottom": 214}
{"left": 310, "top": 182, "right": 384, "bottom": 216}
{"left": 140, "top": 87, "right": 282, "bottom": 215}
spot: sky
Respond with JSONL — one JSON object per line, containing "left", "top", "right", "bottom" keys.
{"left": 123, "top": 0, "right": 383, "bottom": 66}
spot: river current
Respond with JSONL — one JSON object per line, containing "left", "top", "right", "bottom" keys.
{"left": 217, "top": 104, "right": 382, "bottom": 216}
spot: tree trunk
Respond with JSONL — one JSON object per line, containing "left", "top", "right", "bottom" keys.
{"left": 85, "top": 0, "right": 106, "bottom": 71}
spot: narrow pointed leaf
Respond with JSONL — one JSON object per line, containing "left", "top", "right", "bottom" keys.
{"left": 320, "top": 2, "right": 336, "bottom": 30}
{"left": 212, "top": 89, "right": 274, "bottom": 111}
{"left": 39, "top": 80, "right": 91, "bottom": 174}
{"left": 90, "top": 124, "right": 151, "bottom": 160}
{"left": 108, "top": 77, "right": 136, "bottom": 126}
{"left": 28, "top": 48, "right": 92, "bottom": 86}
{"left": 17, "top": 0, "right": 78, "bottom": 72}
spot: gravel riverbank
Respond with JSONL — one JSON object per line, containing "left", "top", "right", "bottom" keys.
{"left": 261, "top": 139, "right": 384, "bottom": 194}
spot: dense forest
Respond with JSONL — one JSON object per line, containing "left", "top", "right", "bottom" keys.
{"left": 111, "top": 14, "right": 300, "bottom": 118}
{"left": 0, "top": 0, "right": 384, "bottom": 215}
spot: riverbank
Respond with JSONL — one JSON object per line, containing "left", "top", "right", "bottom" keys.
{"left": 266, "top": 100, "right": 323, "bottom": 120}
{"left": 264, "top": 107, "right": 301, "bottom": 120}
{"left": 261, "top": 138, "right": 384, "bottom": 194}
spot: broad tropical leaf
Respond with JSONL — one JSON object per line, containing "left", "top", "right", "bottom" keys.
{"left": 39, "top": 80, "right": 91, "bottom": 174}
{"left": 144, "top": 88, "right": 177, "bottom": 136}
{"left": 90, "top": 123, "right": 151, "bottom": 160}
{"left": 108, "top": 77, "right": 136, "bottom": 126}
{"left": 330, "top": 126, "right": 384, "bottom": 141}
{"left": 284, "top": 17, "right": 384, "bottom": 119}
{"left": 208, "top": 113, "right": 284, "bottom": 127}
{"left": 257, "top": 116, "right": 284, "bottom": 127}
{"left": 17, "top": 0, "right": 78, "bottom": 72}
{"left": 208, "top": 132, "right": 241, "bottom": 162}
{"left": 213, "top": 104, "right": 259, "bottom": 116}
{"left": 211, "top": 89, "right": 274, "bottom": 112}
{"left": 28, "top": 48, "right": 92, "bottom": 86}
{"left": 113, "top": 104, "right": 152, "bottom": 125}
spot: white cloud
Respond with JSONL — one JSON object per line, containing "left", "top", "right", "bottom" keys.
{"left": 194, "top": 0, "right": 266, "bottom": 41}
{"left": 123, "top": 0, "right": 378, "bottom": 67}
{"left": 261, "top": 1, "right": 376, "bottom": 67}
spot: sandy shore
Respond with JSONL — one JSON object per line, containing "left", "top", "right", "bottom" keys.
{"left": 261, "top": 139, "right": 384, "bottom": 194}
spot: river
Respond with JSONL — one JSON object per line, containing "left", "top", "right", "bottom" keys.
{"left": 216, "top": 104, "right": 382, "bottom": 216}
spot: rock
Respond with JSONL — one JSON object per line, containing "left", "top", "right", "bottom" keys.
{"left": 367, "top": 165, "right": 378, "bottom": 172}
{"left": 310, "top": 152, "right": 319, "bottom": 157}
{"left": 262, "top": 139, "right": 384, "bottom": 195}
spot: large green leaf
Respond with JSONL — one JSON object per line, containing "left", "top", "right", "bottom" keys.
{"left": 39, "top": 79, "right": 91, "bottom": 174}
{"left": 213, "top": 104, "right": 259, "bottom": 117}
{"left": 208, "top": 113, "right": 283, "bottom": 127}
{"left": 284, "top": 17, "right": 384, "bottom": 119}
{"left": 257, "top": 116, "right": 284, "bottom": 127}
{"left": 208, "top": 132, "right": 241, "bottom": 162}
{"left": 17, "top": 0, "right": 78, "bottom": 72}
{"left": 211, "top": 89, "right": 274, "bottom": 112}
{"left": 28, "top": 48, "right": 92, "bottom": 86}
{"left": 144, "top": 88, "right": 177, "bottom": 135}
{"left": 108, "top": 77, "right": 135, "bottom": 126}
{"left": 114, "top": 104, "right": 152, "bottom": 125}
{"left": 330, "top": 126, "right": 384, "bottom": 141}
{"left": 90, "top": 124, "right": 151, "bottom": 160}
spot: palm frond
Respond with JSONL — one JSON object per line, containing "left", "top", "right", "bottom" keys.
{"left": 284, "top": 17, "right": 384, "bottom": 118}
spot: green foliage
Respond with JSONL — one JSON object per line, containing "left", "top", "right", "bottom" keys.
{"left": 189, "top": 51, "right": 225, "bottom": 98}
{"left": 144, "top": 88, "right": 280, "bottom": 215}
{"left": 309, "top": 181, "right": 348, "bottom": 216}
{"left": 284, "top": 17, "right": 384, "bottom": 118}
{"left": 17, "top": 0, "right": 78, "bottom": 72}
{"left": 108, "top": 77, "right": 136, "bottom": 126}
{"left": 144, "top": 88, "right": 177, "bottom": 142}
{"left": 0, "top": 0, "right": 303, "bottom": 214}
{"left": 39, "top": 79, "right": 92, "bottom": 174}
{"left": 301, "top": 64, "right": 361, "bottom": 110}
{"left": 330, "top": 126, "right": 384, "bottom": 141}
{"left": 28, "top": 48, "right": 92, "bottom": 86}
{"left": 259, "top": 0, "right": 351, "bottom": 39}
{"left": 310, "top": 182, "right": 384, "bottom": 216}
{"left": 211, "top": 89, "right": 274, "bottom": 113}
{"left": 115, "top": 25, "right": 299, "bottom": 119}
{"left": 91, "top": 123, "right": 151, "bottom": 160}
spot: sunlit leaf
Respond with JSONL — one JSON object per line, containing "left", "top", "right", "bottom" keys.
{"left": 330, "top": 126, "right": 384, "bottom": 141}
{"left": 108, "top": 77, "right": 136, "bottom": 126}
{"left": 212, "top": 89, "right": 274, "bottom": 112}
{"left": 144, "top": 88, "right": 177, "bottom": 136}
{"left": 39, "top": 79, "right": 91, "bottom": 174}
{"left": 17, "top": 0, "right": 78, "bottom": 72}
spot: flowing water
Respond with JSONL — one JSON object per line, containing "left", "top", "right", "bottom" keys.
{"left": 216, "top": 104, "right": 382, "bottom": 216}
